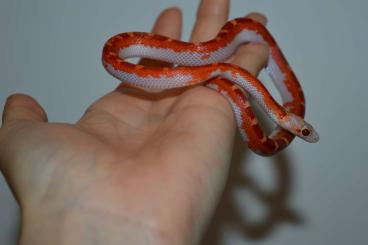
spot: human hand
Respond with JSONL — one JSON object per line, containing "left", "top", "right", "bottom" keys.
{"left": 0, "top": 0, "right": 268, "bottom": 244}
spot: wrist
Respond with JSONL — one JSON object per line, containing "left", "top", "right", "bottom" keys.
{"left": 19, "top": 202, "right": 189, "bottom": 245}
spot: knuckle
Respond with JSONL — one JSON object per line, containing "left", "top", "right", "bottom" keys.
{"left": 232, "top": 43, "right": 269, "bottom": 68}
{"left": 241, "top": 43, "right": 269, "bottom": 59}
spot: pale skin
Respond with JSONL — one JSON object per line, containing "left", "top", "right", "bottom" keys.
{"left": 0, "top": 0, "right": 269, "bottom": 244}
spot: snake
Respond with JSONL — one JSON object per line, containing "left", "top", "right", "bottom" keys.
{"left": 102, "top": 17, "right": 319, "bottom": 156}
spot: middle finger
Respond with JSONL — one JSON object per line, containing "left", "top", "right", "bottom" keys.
{"left": 190, "top": 0, "right": 229, "bottom": 42}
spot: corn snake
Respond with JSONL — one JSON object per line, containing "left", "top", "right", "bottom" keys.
{"left": 102, "top": 17, "right": 319, "bottom": 156}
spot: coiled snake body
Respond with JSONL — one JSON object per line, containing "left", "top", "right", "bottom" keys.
{"left": 102, "top": 17, "right": 319, "bottom": 156}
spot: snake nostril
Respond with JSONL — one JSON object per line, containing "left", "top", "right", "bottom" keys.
{"left": 302, "top": 129, "right": 310, "bottom": 136}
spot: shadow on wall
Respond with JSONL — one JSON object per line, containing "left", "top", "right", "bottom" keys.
{"left": 202, "top": 135, "right": 304, "bottom": 244}
{"left": 7, "top": 221, "right": 19, "bottom": 245}
{"left": 0, "top": 175, "right": 21, "bottom": 245}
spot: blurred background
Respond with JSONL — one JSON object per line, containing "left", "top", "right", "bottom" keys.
{"left": 1, "top": 0, "right": 367, "bottom": 244}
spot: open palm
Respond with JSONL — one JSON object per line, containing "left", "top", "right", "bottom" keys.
{"left": 0, "top": 1, "right": 268, "bottom": 244}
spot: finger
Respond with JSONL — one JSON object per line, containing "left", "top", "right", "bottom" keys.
{"left": 2, "top": 94, "right": 48, "bottom": 125}
{"left": 246, "top": 12, "right": 267, "bottom": 25}
{"left": 229, "top": 12, "right": 269, "bottom": 76}
{"left": 190, "top": 0, "right": 229, "bottom": 42}
{"left": 116, "top": 7, "right": 182, "bottom": 92}
{"left": 139, "top": 6, "right": 182, "bottom": 67}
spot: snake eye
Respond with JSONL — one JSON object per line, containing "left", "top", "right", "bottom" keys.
{"left": 302, "top": 128, "right": 310, "bottom": 136}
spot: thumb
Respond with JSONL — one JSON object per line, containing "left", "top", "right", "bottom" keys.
{"left": 2, "top": 93, "right": 48, "bottom": 125}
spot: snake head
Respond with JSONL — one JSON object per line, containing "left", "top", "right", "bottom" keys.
{"left": 280, "top": 113, "right": 319, "bottom": 143}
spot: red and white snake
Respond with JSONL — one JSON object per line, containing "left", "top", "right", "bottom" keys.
{"left": 102, "top": 17, "right": 319, "bottom": 156}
